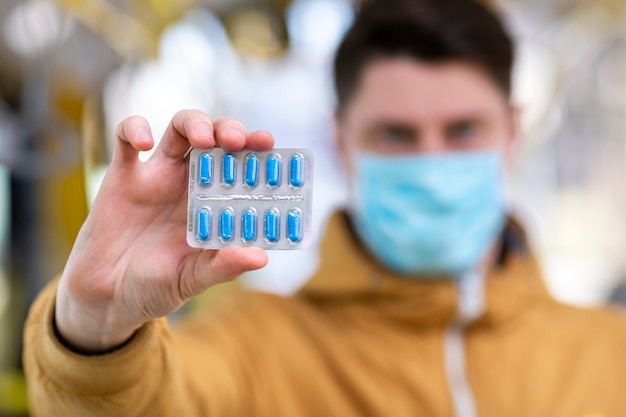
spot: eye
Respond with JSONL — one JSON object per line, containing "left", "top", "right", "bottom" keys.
{"left": 375, "top": 125, "right": 416, "bottom": 150}
{"left": 446, "top": 120, "right": 479, "bottom": 144}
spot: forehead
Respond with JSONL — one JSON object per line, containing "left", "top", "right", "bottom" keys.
{"left": 346, "top": 57, "right": 508, "bottom": 123}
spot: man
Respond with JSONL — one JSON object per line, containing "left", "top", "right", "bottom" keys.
{"left": 23, "top": 0, "right": 626, "bottom": 416}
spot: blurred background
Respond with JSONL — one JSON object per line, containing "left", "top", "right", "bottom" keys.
{"left": 1, "top": 0, "right": 626, "bottom": 414}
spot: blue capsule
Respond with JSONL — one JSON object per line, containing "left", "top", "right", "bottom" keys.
{"left": 266, "top": 154, "right": 281, "bottom": 187}
{"left": 245, "top": 155, "right": 259, "bottom": 187}
{"left": 222, "top": 154, "right": 236, "bottom": 185}
{"left": 242, "top": 209, "right": 257, "bottom": 242}
{"left": 197, "top": 208, "right": 211, "bottom": 241}
{"left": 287, "top": 209, "right": 302, "bottom": 243}
{"left": 220, "top": 208, "right": 234, "bottom": 241}
{"left": 289, "top": 154, "right": 303, "bottom": 188}
{"left": 198, "top": 153, "right": 212, "bottom": 186}
{"left": 264, "top": 209, "right": 280, "bottom": 243}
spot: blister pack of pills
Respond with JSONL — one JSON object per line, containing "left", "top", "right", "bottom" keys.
{"left": 187, "top": 148, "right": 313, "bottom": 250}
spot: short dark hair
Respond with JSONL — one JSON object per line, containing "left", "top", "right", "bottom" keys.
{"left": 333, "top": 0, "right": 514, "bottom": 111}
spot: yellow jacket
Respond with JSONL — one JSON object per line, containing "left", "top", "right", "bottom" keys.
{"left": 24, "top": 212, "right": 626, "bottom": 416}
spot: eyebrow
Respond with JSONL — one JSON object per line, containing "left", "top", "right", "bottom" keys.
{"left": 444, "top": 115, "right": 486, "bottom": 126}
{"left": 367, "top": 120, "right": 418, "bottom": 134}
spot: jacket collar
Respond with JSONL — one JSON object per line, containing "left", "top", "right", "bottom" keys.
{"left": 297, "top": 211, "right": 553, "bottom": 327}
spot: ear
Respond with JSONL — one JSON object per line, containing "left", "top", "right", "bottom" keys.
{"left": 503, "top": 104, "right": 521, "bottom": 167}
{"left": 334, "top": 110, "right": 353, "bottom": 175}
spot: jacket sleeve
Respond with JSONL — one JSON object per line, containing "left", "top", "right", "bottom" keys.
{"left": 23, "top": 278, "right": 248, "bottom": 417}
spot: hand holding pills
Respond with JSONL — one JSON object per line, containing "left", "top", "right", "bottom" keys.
{"left": 55, "top": 110, "right": 274, "bottom": 353}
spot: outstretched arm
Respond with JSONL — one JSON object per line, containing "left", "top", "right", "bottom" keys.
{"left": 24, "top": 110, "right": 274, "bottom": 416}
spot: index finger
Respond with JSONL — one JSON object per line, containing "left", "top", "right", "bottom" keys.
{"left": 152, "top": 110, "right": 217, "bottom": 163}
{"left": 214, "top": 117, "right": 275, "bottom": 152}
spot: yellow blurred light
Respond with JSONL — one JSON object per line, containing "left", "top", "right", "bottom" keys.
{"left": 0, "top": 371, "right": 28, "bottom": 414}
{"left": 148, "top": 0, "right": 192, "bottom": 20}
{"left": 226, "top": 9, "right": 284, "bottom": 57}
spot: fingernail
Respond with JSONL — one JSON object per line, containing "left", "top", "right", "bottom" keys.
{"left": 226, "top": 126, "right": 245, "bottom": 140}
{"left": 196, "top": 123, "right": 213, "bottom": 139}
{"left": 137, "top": 128, "right": 151, "bottom": 141}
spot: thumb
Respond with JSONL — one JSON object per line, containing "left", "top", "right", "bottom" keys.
{"left": 178, "top": 247, "right": 268, "bottom": 299}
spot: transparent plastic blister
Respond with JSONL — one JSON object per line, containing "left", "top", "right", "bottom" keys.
{"left": 187, "top": 148, "right": 313, "bottom": 250}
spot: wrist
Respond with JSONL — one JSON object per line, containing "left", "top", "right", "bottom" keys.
{"left": 54, "top": 280, "right": 140, "bottom": 354}
{"left": 53, "top": 310, "right": 137, "bottom": 355}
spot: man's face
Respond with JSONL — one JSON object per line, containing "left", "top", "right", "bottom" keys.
{"left": 337, "top": 57, "right": 516, "bottom": 168}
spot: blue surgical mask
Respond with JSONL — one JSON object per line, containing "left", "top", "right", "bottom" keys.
{"left": 349, "top": 150, "right": 507, "bottom": 277}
